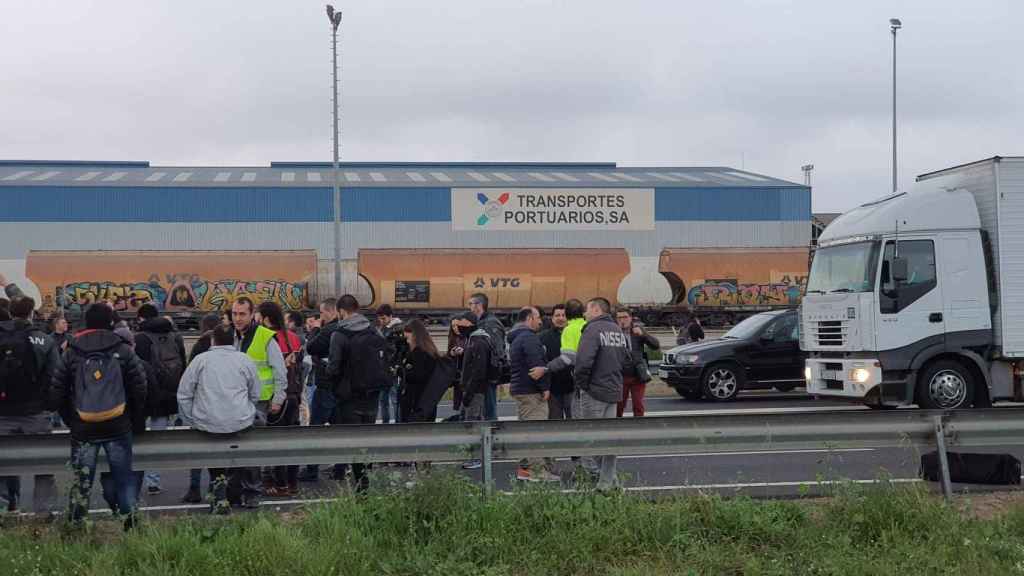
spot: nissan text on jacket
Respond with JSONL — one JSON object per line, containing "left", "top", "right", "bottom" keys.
{"left": 573, "top": 314, "right": 630, "bottom": 404}
{"left": 177, "top": 345, "right": 261, "bottom": 434}
{"left": 508, "top": 322, "right": 550, "bottom": 396}
{"left": 0, "top": 318, "right": 63, "bottom": 417}
{"left": 49, "top": 329, "right": 148, "bottom": 442}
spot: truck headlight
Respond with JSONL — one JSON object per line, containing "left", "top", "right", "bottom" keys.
{"left": 804, "top": 366, "right": 812, "bottom": 382}
{"left": 850, "top": 368, "right": 871, "bottom": 383}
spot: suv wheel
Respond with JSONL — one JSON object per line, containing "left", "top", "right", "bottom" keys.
{"left": 702, "top": 363, "right": 743, "bottom": 402}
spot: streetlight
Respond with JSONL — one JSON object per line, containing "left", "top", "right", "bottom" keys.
{"left": 326, "top": 5, "right": 343, "bottom": 296}
{"left": 890, "top": 18, "right": 901, "bottom": 194}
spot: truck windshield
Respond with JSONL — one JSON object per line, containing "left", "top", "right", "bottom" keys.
{"left": 806, "top": 241, "right": 879, "bottom": 294}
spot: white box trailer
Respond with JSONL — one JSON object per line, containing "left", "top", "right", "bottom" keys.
{"left": 917, "top": 157, "right": 1024, "bottom": 357}
{"left": 801, "top": 156, "right": 1024, "bottom": 409}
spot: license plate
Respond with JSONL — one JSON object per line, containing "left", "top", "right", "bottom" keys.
{"left": 820, "top": 369, "right": 841, "bottom": 381}
{"left": 657, "top": 369, "right": 669, "bottom": 379}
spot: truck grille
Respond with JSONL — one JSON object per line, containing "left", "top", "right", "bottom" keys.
{"left": 815, "top": 320, "right": 847, "bottom": 347}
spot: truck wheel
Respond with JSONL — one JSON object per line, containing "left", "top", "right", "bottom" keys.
{"left": 916, "top": 360, "right": 975, "bottom": 410}
{"left": 702, "top": 363, "right": 743, "bottom": 402}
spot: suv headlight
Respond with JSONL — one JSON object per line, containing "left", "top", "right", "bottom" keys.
{"left": 676, "top": 354, "right": 699, "bottom": 365}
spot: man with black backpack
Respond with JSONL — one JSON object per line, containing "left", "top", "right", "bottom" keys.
{"left": 49, "top": 303, "right": 148, "bottom": 529}
{"left": 468, "top": 293, "right": 507, "bottom": 420}
{"left": 326, "top": 294, "right": 390, "bottom": 493}
{"left": 0, "top": 296, "right": 61, "bottom": 514}
{"left": 133, "top": 303, "right": 187, "bottom": 496}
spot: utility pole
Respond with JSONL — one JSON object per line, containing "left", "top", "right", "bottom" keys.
{"left": 327, "top": 5, "right": 343, "bottom": 296}
{"left": 890, "top": 18, "right": 901, "bottom": 193}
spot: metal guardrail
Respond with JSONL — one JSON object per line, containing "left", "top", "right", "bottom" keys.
{"left": 5, "top": 408, "right": 1024, "bottom": 499}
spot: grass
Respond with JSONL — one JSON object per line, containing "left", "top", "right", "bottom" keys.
{"left": 3, "top": 473, "right": 1024, "bottom": 575}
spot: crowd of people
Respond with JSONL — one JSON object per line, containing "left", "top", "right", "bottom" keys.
{"left": 0, "top": 271, "right": 680, "bottom": 527}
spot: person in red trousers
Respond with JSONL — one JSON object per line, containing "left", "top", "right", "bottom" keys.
{"left": 615, "top": 308, "right": 660, "bottom": 418}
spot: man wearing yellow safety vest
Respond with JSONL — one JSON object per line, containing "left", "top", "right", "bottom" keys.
{"left": 231, "top": 297, "right": 287, "bottom": 420}
{"left": 529, "top": 299, "right": 586, "bottom": 388}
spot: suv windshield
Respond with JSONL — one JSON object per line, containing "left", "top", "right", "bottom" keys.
{"left": 806, "top": 241, "right": 879, "bottom": 294}
{"left": 722, "top": 313, "right": 776, "bottom": 340}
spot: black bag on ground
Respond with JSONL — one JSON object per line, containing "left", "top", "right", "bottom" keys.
{"left": 920, "top": 451, "right": 1021, "bottom": 485}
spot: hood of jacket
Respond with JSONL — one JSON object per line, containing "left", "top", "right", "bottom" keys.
{"left": 508, "top": 323, "right": 536, "bottom": 344}
{"left": 138, "top": 317, "right": 175, "bottom": 334}
{"left": 71, "top": 328, "right": 129, "bottom": 353}
{"left": 339, "top": 313, "right": 372, "bottom": 333}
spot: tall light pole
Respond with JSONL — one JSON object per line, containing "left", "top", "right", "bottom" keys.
{"left": 801, "top": 164, "right": 814, "bottom": 187}
{"left": 890, "top": 18, "right": 901, "bottom": 193}
{"left": 327, "top": 5, "right": 343, "bottom": 296}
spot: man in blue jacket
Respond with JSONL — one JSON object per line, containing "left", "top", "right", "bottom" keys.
{"left": 510, "top": 306, "right": 559, "bottom": 482}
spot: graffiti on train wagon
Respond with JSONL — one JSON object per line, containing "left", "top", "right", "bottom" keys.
{"left": 56, "top": 275, "right": 308, "bottom": 312}
{"left": 686, "top": 276, "right": 807, "bottom": 308}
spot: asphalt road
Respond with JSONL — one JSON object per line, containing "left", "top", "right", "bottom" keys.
{"left": 11, "top": 391, "right": 1004, "bottom": 517}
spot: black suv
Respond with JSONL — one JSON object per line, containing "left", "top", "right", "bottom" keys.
{"left": 659, "top": 309, "right": 803, "bottom": 401}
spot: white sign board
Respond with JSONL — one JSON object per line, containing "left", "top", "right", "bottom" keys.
{"left": 451, "top": 188, "right": 655, "bottom": 231}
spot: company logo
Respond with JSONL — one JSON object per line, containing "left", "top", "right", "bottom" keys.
{"left": 476, "top": 192, "right": 510, "bottom": 226}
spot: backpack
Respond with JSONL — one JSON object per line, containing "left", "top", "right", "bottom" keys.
{"left": 479, "top": 316, "right": 509, "bottom": 385}
{"left": 0, "top": 328, "right": 37, "bottom": 404}
{"left": 140, "top": 332, "right": 185, "bottom": 395}
{"left": 73, "top": 349, "right": 127, "bottom": 423}
{"left": 337, "top": 328, "right": 392, "bottom": 397}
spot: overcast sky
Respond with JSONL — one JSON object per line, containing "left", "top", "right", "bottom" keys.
{"left": 2, "top": 1, "right": 1021, "bottom": 212}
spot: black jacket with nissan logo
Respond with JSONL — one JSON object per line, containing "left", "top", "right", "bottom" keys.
{"left": 573, "top": 314, "right": 630, "bottom": 404}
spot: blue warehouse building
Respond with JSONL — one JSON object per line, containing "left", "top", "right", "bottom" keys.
{"left": 0, "top": 160, "right": 811, "bottom": 304}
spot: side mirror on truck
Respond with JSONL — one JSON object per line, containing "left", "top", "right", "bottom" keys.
{"left": 893, "top": 257, "right": 909, "bottom": 283}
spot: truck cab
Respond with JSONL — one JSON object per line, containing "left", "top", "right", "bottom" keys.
{"left": 801, "top": 188, "right": 996, "bottom": 409}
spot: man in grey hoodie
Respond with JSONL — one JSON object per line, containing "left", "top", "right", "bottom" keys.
{"left": 574, "top": 297, "right": 630, "bottom": 491}
{"left": 177, "top": 325, "right": 262, "bottom": 513}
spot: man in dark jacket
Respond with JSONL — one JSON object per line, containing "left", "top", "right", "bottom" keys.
{"left": 50, "top": 303, "right": 148, "bottom": 528}
{"left": 510, "top": 307, "right": 559, "bottom": 482}
{"left": 133, "top": 303, "right": 186, "bottom": 495}
{"left": 298, "top": 298, "right": 342, "bottom": 482}
{"left": 326, "top": 294, "right": 389, "bottom": 492}
{"left": 454, "top": 312, "right": 490, "bottom": 470}
{"left": 574, "top": 298, "right": 630, "bottom": 491}
{"left": 539, "top": 304, "right": 574, "bottom": 420}
{"left": 0, "top": 296, "right": 61, "bottom": 513}
{"left": 468, "top": 293, "right": 505, "bottom": 420}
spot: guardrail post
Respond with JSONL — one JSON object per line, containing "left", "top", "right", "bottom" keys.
{"left": 481, "top": 423, "right": 494, "bottom": 495}
{"left": 932, "top": 415, "right": 953, "bottom": 502}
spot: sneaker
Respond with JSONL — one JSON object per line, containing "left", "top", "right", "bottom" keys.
{"left": 515, "top": 467, "right": 532, "bottom": 482}
{"left": 182, "top": 487, "right": 203, "bottom": 504}
{"left": 462, "top": 459, "right": 482, "bottom": 470}
{"left": 532, "top": 469, "right": 562, "bottom": 483}
{"left": 146, "top": 485, "right": 162, "bottom": 496}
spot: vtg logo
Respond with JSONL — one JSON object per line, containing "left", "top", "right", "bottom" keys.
{"left": 476, "top": 192, "right": 510, "bottom": 226}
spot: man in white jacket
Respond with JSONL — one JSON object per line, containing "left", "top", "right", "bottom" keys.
{"left": 177, "top": 325, "right": 262, "bottom": 513}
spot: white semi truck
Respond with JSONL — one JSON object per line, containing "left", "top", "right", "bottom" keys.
{"left": 801, "top": 156, "right": 1024, "bottom": 409}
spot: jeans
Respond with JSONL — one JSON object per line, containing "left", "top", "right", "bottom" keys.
{"left": 0, "top": 414, "right": 59, "bottom": 513}
{"left": 617, "top": 377, "right": 647, "bottom": 418}
{"left": 333, "top": 391, "right": 381, "bottom": 493}
{"left": 576, "top": 390, "right": 620, "bottom": 490}
{"left": 304, "top": 387, "right": 341, "bottom": 478}
{"left": 378, "top": 381, "right": 400, "bottom": 424}
{"left": 143, "top": 415, "right": 170, "bottom": 489}
{"left": 69, "top": 433, "right": 136, "bottom": 522}
{"left": 189, "top": 468, "right": 203, "bottom": 491}
{"left": 484, "top": 384, "right": 498, "bottom": 420}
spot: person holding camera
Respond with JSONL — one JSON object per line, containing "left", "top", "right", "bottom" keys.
{"left": 614, "top": 308, "right": 659, "bottom": 418}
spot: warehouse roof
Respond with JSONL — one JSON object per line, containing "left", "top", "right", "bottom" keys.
{"left": 0, "top": 160, "right": 804, "bottom": 188}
